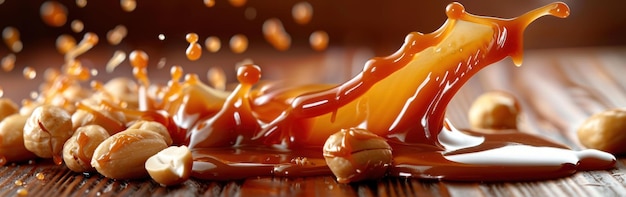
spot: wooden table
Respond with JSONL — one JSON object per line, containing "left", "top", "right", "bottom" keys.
{"left": 1, "top": 47, "right": 625, "bottom": 196}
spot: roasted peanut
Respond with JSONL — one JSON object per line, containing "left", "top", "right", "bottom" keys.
{"left": 127, "top": 120, "right": 172, "bottom": 145}
{"left": 71, "top": 102, "right": 125, "bottom": 135}
{"left": 323, "top": 128, "right": 392, "bottom": 183}
{"left": 103, "top": 77, "right": 139, "bottom": 109}
{"left": 0, "top": 114, "right": 37, "bottom": 164}
{"left": 63, "top": 125, "right": 110, "bottom": 172}
{"left": 468, "top": 91, "right": 521, "bottom": 130}
{"left": 23, "top": 105, "right": 73, "bottom": 160}
{"left": 0, "top": 98, "right": 19, "bottom": 121}
{"left": 145, "top": 146, "right": 192, "bottom": 186}
{"left": 91, "top": 128, "right": 168, "bottom": 179}
{"left": 577, "top": 108, "right": 626, "bottom": 155}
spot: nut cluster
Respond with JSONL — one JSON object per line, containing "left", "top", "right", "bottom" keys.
{"left": 0, "top": 77, "right": 191, "bottom": 186}
{"left": 577, "top": 108, "right": 626, "bottom": 155}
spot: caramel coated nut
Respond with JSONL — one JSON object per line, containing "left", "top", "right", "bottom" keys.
{"left": 91, "top": 129, "right": 168, "bottom": 179}
{"left": 0, "top": 98, "right": 19, "bottom": 121}
{"left": 0, "top": 114, "right": 37, "bottom": 164}
{"left": 63, "top": 125, "right": 110, "bottom": 172}
{"left": 323, "top": 128, "right": 392, "bottom": 183}
{"left": 577, "top": 108, "right": 626, "bottom": 155}
{"left": 23, "top": 105, "right": 73, "bottom": 158}
{"left": 127, "top": 120, "right": 172, "bottom": 145}
{"left": 145, "top": 146, "right": 192, "bottom": 186}
{"left": 71, "top": 106, "right": 125, "bottom": 135}
{"left": 468, "top": 91, "right": 521, "bottom": 130}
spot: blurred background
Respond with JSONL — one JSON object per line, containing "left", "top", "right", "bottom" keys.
{"left": 0, "top": 0, "right": 624, "bottom": 100}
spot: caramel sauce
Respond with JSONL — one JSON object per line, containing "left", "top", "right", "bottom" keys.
{"left": 5, "top": 1, "right": 616, "bottom": 183}
{"left": 182, "top": 2, "right": 613, "bottom": 181}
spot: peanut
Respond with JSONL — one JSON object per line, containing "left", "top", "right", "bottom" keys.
{"left": 145, "top": 146, "right": 192, "bottom": 186}
{"left": 23, "top": 105, "right": 73, "bottom": 159}
{"left": 0, "top": 98, "right": 19, "bottom": 121}
{"left": 127, "top": 120, "right": 172, "bottom": 145}
{"left": 103, "top": 77, "right": 139, "bottom": 109}
{"left": 323, "top": 128, "right": 392, "bottom": 183}
{"left": 577, "top": 108, "right": 626, "bottom": 155}
{"left": 63, "top": 125, "right": 110, "bottom": 172}
{"left": 0, "top": 114, "right": 37, "bottom": 164}
{"left": 71, "top": 102, "right": 125, "bottom": 135}
{"left": 91, "top": 128, "right": 168, "bottom": 179}
{"left": 468, "top": 91, "right": 521, "bottom": 130}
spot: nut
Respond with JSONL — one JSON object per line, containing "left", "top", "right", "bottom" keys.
{"left": 23, "top": 105, "right": 73, "bottom": 159}
{"left": 577, "top": 108, "right": 626, "bottom": 155}
{"left": 103, "top": 77, "right": 139, "bottom": 109}
{"left": 0, "top": 114, "right": 37, "bottom": 164}
{"left": 63, "top": 125, "right": 110, "bottom": 172}
{"left": 145, "top": 146, "right": 192, "bottom": 186}
{"left": 71, "top": 102, "right": 125, "bottom": 135}
{"left": 0, "top": 98, "right": 19, "bottom": 121}
{"left": 91, "top": 128, "right": 168, "bottom": 179}
{"left": 323, "top": 128, "right": 392, "bottom": 183}
{"left": 127, "top": 120, "right": 172, "bottom": 145}
{"left": 468, "top": 91, "right": 521, "bottom": 130}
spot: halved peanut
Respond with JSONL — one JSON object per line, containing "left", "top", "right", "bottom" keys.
{"left": 145, "top": 146, "right": 192, "bottom": 186}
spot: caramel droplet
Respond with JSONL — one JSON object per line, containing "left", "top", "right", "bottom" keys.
{"left": 71, "top": 20, "right": 84, "bottom": 33}
{"left": 204, "top": 36, "right": 221, "bottom": 53}
{"left": 36, "top": 172, "right": 45, "bottom": 180}
{"left": 120, "top": 0, "right": 137, "bottom": 12}
{"left": 13, "top": 180, "right": 23, "bottom": 186}
{"left": 2, "top": 26, "right": 23, "bottom": 53}
{"left": 203, "top": 0, "right": 215, "bottom": 7}
{"left": 186, "top": 33, "right": 202, "bottom": 61}
{"left": 229, "top": 34, "right": 248, "bottom": 54}
{"left": 76, "top": 0, "right": 87, "bottom": 8}
{"left": 237, "top": 64, "right": 261, "bottom": 85}
{"left": 292, "top": 2, "right": 313, "bottom": 25}
{"left": 129, "top": 50, "right": 149, "bottom": 69}
{"left": 40, "top": 1, "right": 68, "bottom": 27}
{"left": 107, "top": 25, "right": 127, "bottom": 45}
{"left": 158, "top": 33, "right": 166, "bottom": 41}
{"left": 228, "top": 0, "right": 246, "bottom": 7}
{"left": 186, "top": 33, "right": 199, "bottom": 43}
{"left": 55, "top": 34, "right": 76, "bottom": 54}
{"left": 105, "top": 50, "right": 127, "bottom": 73}
{"left": 309, "top": 30, "right": 329, "bottom": 51}
{"left": 23, "top": 66, "right": 36, "bottom": 80}
{"left": 17, "top": 188, "right": 28, "bottom": 197}
{"left": 263, "top": 18, "right": 291, "bottom": 51}
{"left": 1, "top": 53, "right": 16, "bottom": 72}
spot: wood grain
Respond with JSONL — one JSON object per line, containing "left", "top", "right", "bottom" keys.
{"left": 1, "top": 47, "right": 626, "bottom": 196}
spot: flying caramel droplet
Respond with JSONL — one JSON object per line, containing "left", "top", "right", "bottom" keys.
{"left": 23, "top": 67, "right": 37, "bottom": 80}
{"left": 56, "top": 34, "right": 76, "bottom": 54}
{"left": 2, "top": 26, "right": 23, "bottom": 53}
{"left": 263, "top": 18, "right": 291, "bottom": 51}
{"left": 185, "top": 33, "right": 202, "bottom": 61}
{"left": 228, "top": 0, "right": 246, "bottom": 7}
{"left": 204, "top": 0, "right": 215, "bottom": 7}
{"left": 40, "top": 1, "right": 68, "bottom": 27}
{"left": 309, "top": 30, "right": 329, "bottom": 51}
{"left": 292, "top": 2, "right": 313, "bottom": 25}
{"left": 230, "top": 34, "right": 248, "bottom": 54}
{"left": 71, "top": 20, "right": 84, "bottom": 33}
{"left": 1, "top": 53, "right": 16, "bottom": 72}
{"left": 121, "top": 0, "right": 137, "bottom": 12}
{"left": 76, "top": 0, "right": 87, "bottom": 8}
{"left": 107, "top": 25, "right": 127, "bottom": 45}
{"left": 204, "top": 36, "right": 221, "bottom": 53}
